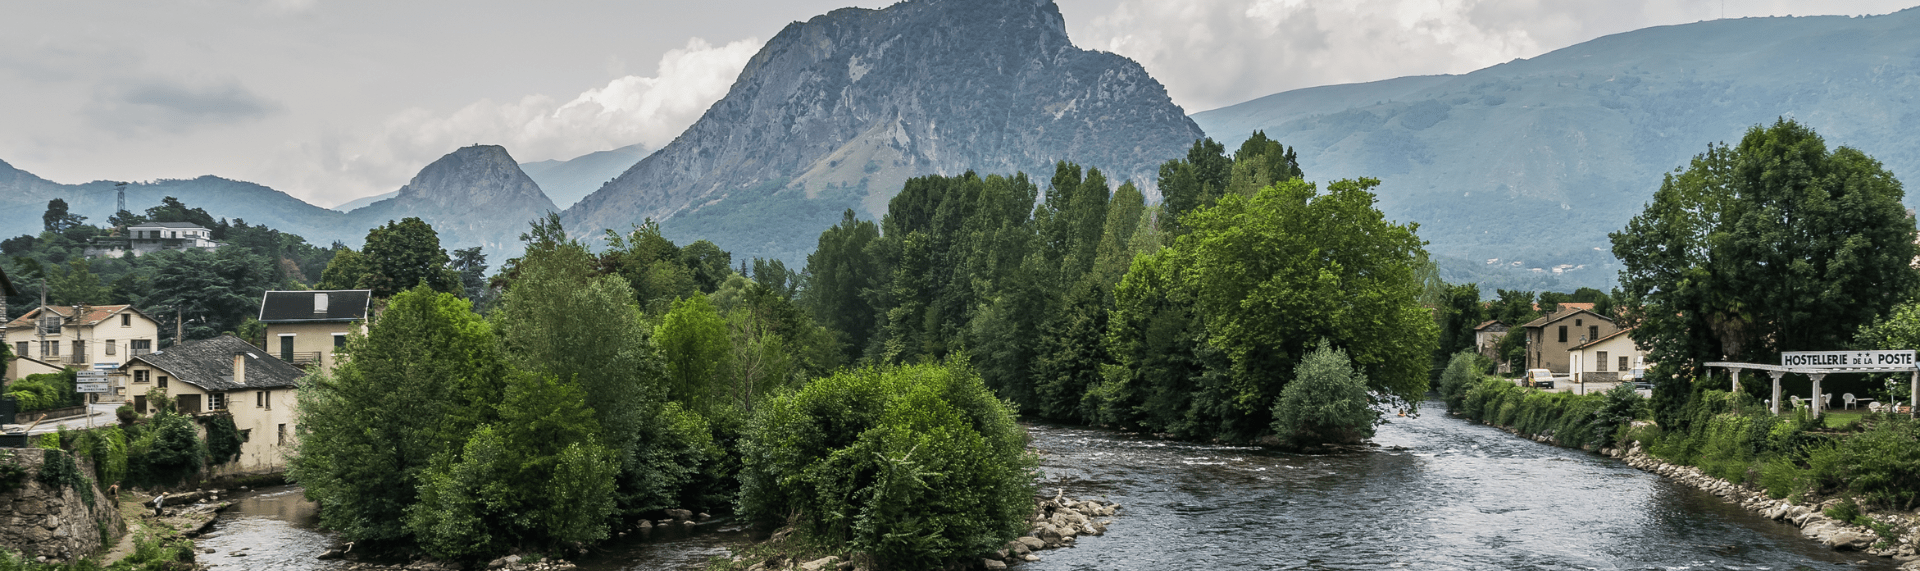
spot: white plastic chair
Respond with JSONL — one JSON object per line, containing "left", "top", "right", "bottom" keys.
{"left": 1825, "top": 393, "right": 1834, "bottom": 408}
{"left": 1843, "top": 393, "right": 1857, "bottom": 409}
{"left": 1869, "top": 402, "right": 1884, "bottom": 413}
{"left": 1790, "top": 395, "right": 1804, "bottom": 409}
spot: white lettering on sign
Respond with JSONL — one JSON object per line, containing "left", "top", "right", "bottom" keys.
{"left": 1781, "top": 350, "right": 1917, "bottom": 367}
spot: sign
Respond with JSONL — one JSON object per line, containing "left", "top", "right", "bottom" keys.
{"left": 75, "top": 371, "right": 108, "bottom": 379}
{"left": 75, "top": 382, "right": 109, "bottom": 393}
{"left": 93, "top": 363, "right": 118, "bottom": 371}
{"left": 1782, "top": 350, "right": 1917, "bottom": 368}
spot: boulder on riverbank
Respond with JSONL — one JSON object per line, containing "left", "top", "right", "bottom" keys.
{"left": 716, "top": 489, "right": 1121, "bottom": 570}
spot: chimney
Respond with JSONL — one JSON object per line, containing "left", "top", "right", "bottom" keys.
{"left": 233, "top": 353, "right": 246, "bottom": 386}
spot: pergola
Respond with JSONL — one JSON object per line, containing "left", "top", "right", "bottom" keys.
{"left": 1703, "top": 361, "right": 1919, "bottom": 417}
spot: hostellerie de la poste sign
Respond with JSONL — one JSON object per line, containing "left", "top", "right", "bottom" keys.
{"left": 1781, "top": 350, "right": 1917, "bottom": 368}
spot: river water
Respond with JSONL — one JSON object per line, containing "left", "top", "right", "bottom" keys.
{"left": 199, "top": 401, "right": 1891, "bottom": 570}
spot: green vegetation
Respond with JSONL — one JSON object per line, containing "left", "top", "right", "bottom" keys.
{"left": 0, "top": 535, "right": 196, "bottom": 571}
{"left": 1269, "top": 342, "right": 1379, "bottom": 447}
{"left": 1453, "top": 376, "right": 1643, "bottom": 449}
{"left": 7, "top": 370, "right": 81, "bottom": 412}
{"left": 737, "top": 362, "right": 1035, "bottom": 569}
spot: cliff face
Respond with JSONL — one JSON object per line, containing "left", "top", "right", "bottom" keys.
{"left": 346, "top": 145, "right": 558, "bottom": 255}
{"left": 563, "top": 0, "right": 1204, "bottom": 262}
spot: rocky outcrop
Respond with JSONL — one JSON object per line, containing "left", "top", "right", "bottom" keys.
{"left": 1605, "top": 444, "right": 1920, "bottom": 568}
{"left": 563, "top": 0, "right": 1204, "bottom": 263}
{"left": 988, "top": 489, "right": 1119, "bottom": 566}
{"left": 346, "top": 144, "right": 558, "bottom": 257}
{"left": 0, "top": 449, "right": 124, "bottom": 562}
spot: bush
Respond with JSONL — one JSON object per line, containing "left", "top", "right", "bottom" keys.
{"left": 199, "top": 415, "right": 244, "bottom": 465}
{"left": 73, "top": 427, "right": 129, "bottom": 488}
{"left": 1437, "top": 350, "right": 1491, "bottom": 410}
{"left": 126, "top": 410, "right": 205, "bottom": 487}
{"left": 738, "top": 361, "right": 1035, "bottom": 570}
{"left": 35, "top": 448, "right": 93, "bottom": 507}
{"left": 7, "top": 371, "right": 80, "bottom": 413}
{"left": 1269, "top": 341, "right": 1379, "bottom": 447}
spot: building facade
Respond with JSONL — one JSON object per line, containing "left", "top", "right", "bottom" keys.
{"left": 85, "top": 222, "right": 219, "bottom": 258}
{"left": 3, "top": 305, "right": 161, "bottom": 401}
{"left": 1568, "top": 328, "right": 1650, "bottom": 384}
{"left": 119, "top": 335, "right": 303, "bottom": 477}
{"left": 1522, "top": 306, "right": 1620, "bottom": 374}
{"left": 258, "top": 290, "right": 371, "bottom": 371}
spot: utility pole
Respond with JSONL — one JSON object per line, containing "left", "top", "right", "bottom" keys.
{"left": 36, "top": 279, "right": 46, "bottom": 363}
{"left": 175, "top": 307, "right": 183, "bottom": 348}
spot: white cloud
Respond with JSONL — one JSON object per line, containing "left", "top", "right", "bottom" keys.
{"left": 1074, "top": 0, "right": 1919, "bottom": 112}
{"left": 271, "top": 36, "right": 761, "bottom": 206}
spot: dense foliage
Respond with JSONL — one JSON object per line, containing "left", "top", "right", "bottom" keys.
{"left": 7, "top": 370, "right": 82, "bottom": 412}
{"left": 1269, "top": 342, "right": 1379, "bottom": 447}
{"left": 737, "top": 362, "right": 1035, "bottom": 569}
{"left": 1612, "top": 119, "right": 1920, "bottom": 427}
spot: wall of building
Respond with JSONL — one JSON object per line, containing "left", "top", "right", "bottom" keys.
{"left": 264, "top": 322, "right": 354, "bottom": 371}
{"left": 0, "top": 449, "right": 124, "bottom": 562}
{"left": 1570, "top": 335, "right": 1648, "bottom": 384}
{"left": 4, "top": 312, "right": 159, "bottom": 396}
{"left": 1526, "top": 313, "right": 1621, "bottom": 374}
{"left": 204, "top": 386, "right": 298, "bottom": 479}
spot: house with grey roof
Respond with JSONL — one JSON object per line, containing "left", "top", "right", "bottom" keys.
{"left": 120, "top": 335, "right": 305, "bottom": 476}
{"left": 258, "top": 290, "right": 371, "bottom": 370}
{"left": 85, "top": 221, "right": 220, "bottom": 258}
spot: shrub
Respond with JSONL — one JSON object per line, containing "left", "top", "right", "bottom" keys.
{"left": 73, "top": 427, "right": 129, "bottom": 488}
{"left": 126, "top": 410, "right": 205, "bottom": 487}
{"left": 35, "top": 448, "right": 93, "bottom": 507}
{"left": 738, "top": 361, "right": 1035, "bottom": 570}
{"left": 199, "top": 415, "right": 245, "bottom": 465}
{"left": 1269, "top": 341, "right": 1379, "bottom": 447}
{"left": 7, "top": 371, "right": 80, "bottom": 412}
{"left": 1437, "top": 351, "right": 1491, "bottom": 410}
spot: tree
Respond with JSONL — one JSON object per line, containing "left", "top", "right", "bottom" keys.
{"left": 654, "top": 293, "right": 732, "bottom": 414}
{"left": 291, "top": 286, "right": 510, "bottom": 544}
{"left": 359, "top": 217, "right": 460, "bottom": 298}
{"left": 47, "top": 259, "right": 109, "bottom": 306}
{"left": 1270, "top": 341, "right": 1379, "bottom": 448}
{"left": 316, "top": 248, "right": 367, "bottom": 290}
{"left": 803, "top": 210, "right": 882, "bottom": 363}
{"left": 42, "top": 199, "right": 86, "bottom": 234}
{"left": 1156, "top": 138, "right": 1230, "bottom": 233}
{"left": 143, "top": 247, "right": 273, "bottom": 341}
{"left": 449, "top": 246, "right": 490, "bottom": 304}
{"left": 1612, "top": 119, "right": 1919, "bottom": 427}
{"left": 142, "top": 196, "right": 217, "bottom": 229}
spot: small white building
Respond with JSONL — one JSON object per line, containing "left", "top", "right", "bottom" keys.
{"left": 86, "top": 222, "right": 219, "bottom": 258}
{"left": 1568, "top": 327, "right": 1650, "bottom": 384}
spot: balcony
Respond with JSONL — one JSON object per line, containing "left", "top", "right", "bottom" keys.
{"left": 280, "top": 351, "right": 324, "bottom": 366}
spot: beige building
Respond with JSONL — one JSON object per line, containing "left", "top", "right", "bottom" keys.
{"left": 120, "top": 335, "right": 304, "bottom": 477}
{"left": 1568, "top": 328, "right": 1650, "bottom": 384}
{"left": 4, "top": 305, "right": 161, "bottom": 401}
{"left": 258, "top": 290, "right": 371, "bottom": 371}
{"left": 1522, "top": 304, "right": 1620, "bottom": 374}
{"left": 84, "top": 221, "right": 220, "bottom": 258}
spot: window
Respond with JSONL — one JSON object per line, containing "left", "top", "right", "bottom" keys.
{"left": 314, "top": 292, "right": 329, "bottom": 313}
{"left": 333, "top": 333, "right": 346, "bottom": 348}
{"left": 122, "top": 314, "right": 131, "bottom": 327}
{"left": 278, "top": 424, "right": 287, "bottom": 445}
{"left": 1597, "top": 351, "right": 1609, "bottom": 372}
{"left": 73, "top": 340, "right": 85, "bottom": 361}
{"left": 210, "top": 393, "right": 227, "bottom": 410}
{"left": 105, "top": 340, "right": 116, "bottom": 356}
{"left": 131, "top": 339, "right": 152, "bottom": 356}
{"left": 14, "top": 341, "right": 25, "bottom": 357}
{"left": 1557, "top": 326, "right": 1567, "bottom": 343}
{"left": 134, "top": 395, "right": 147, "bottom": 414}
{"left": 1576, "top": 319, "right": 1583, "bottom": 327}
{"left": 280, "top": 335, "right": 295, "bottom": 362}
{"left": 264, "top": 390, "right": 271, "bottom": 410}
{"left": 42, "top": 340, "right": 59, "bottom": 356}
{"left": 134, "top": 369, "right": 149, "bottom": 383}
{"left": 256, "top": 391, "right": 265, "bottom": 408}
{"left": 1589, "top": 326, "right": 1599, "bottom": 343}
{"left": 1620, "top": 356, "right": 1631, "bottom": 372}
{"left": 157, "top": 375, "right": 168, "bottom": 389}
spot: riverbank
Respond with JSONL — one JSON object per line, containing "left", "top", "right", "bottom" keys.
{"left": 707, "top": 490, "right": 1118, "bottom": 571}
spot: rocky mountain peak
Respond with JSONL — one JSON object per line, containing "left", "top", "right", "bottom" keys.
{"left": 349, "top": 144, "right": 557, "bottom": 255}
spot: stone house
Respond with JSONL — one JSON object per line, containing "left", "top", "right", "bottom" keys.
{"left": 119, "top": 335, "right": 304, "bottom": 477}
{"left": 84, "top": 221, "right": 219, "bottom": 258}
{"left": 1521, "top": 304, "right": 1620, "bottom": 374}
{"left": 258, "top": 290, "right": 371, "bottom": 371}
{"left": 3, "top": 305, "right": 161, "bottom": 401}
{"left": 1568, "top": 328, "right": 1650, "bottom": 384}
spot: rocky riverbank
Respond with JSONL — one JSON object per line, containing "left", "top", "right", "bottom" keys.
{"left": 1602, "top": 442, "right": 1920, "bottom": 568}
{"left": 713, "top": 489, "right": 1120, "bottom": 571}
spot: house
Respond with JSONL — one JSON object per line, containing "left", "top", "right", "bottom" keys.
{"left": 84, "top": 222, "right": 219, "bottom": 258}
{"left": 3, "top": 305, "right": 162, "bottom": 400}
{"left": 1521, "top": 304, "right": 1620, "bottom": 374}
{"left": 119, "top": 335, "right": 304, "bottom": 476}
{"left": 258, "top": 290, "right": 371, "bottom": 370}
{"left": 1474, "top": 320, "right": 1509, "bottom": 357}
{"left": 1568, "top": 327, "right": 1650, "bottom": 384}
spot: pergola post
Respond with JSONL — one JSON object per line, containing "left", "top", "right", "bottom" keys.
{"left": 1730, "top": 368, "right": 1741, "bottom": 394}
{"left": 1911, "top": 370, "right": 1917, "bottom": 417}
{"left": 1770, "top": 371, "right": 1787, "bottom": 415}
{"left": 1809, "top": 373, "right": 1826, "bottom": 418}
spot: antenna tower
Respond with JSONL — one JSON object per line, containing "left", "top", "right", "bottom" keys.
{"left": 116, "top": 182, "right": 127, "bottom": 214}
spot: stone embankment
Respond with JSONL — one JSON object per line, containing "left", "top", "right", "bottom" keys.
{"left": 1603, "top": 443, "right": 1920, "bottom": 568}
{"left": 0, "top": 449, "right": 124, "bottom": 563}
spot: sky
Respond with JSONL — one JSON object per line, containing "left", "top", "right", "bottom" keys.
{"left": 1, "top": 0, "right": 1913, "bottom": 208}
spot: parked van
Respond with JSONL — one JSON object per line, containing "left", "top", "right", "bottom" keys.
{"left": 1524, "top": 369, "right": 1557, "bottom": 389}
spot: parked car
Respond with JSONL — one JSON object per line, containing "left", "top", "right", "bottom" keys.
{"left": 1525, "top": 369, "right": 1557, "bottom": 389}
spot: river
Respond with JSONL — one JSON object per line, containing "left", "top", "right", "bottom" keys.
{"left": 196, "top": 401, "right": 1891, "bottom": 570}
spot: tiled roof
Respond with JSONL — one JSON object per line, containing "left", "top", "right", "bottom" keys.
{"left": 1521, "top": 306, "right": 1614, "bottom": 329}
{"left": 1559, "top": 302, "right": 1596, "bottom": 312}
{"left": 4, "top": 305, "right": 145, "bottom": 329}
{"left": 258, "top": 290, "right": 372, "bottom": 322}
{"left": 1474, "top": 319, "right": 1507, "bottom": 331}
{"left": 123, "top": 335, "right": 304, "bottom": 392}
{"left": 1571, "top": 327, "right": 1636, "bottom": 351}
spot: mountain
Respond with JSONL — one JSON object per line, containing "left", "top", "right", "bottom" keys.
{"left": 344, "top": 145, "right": 558, "bottom": 255}
{"left": 562, "top": 0, "right": 1205, "bottom": 263}
{"left": 0, "top": 158, "right": 355, "bottom": 245}
{"left": 519, "top": 143, "right": 651, "bottom": 209}
{"left": 1193, "top": 9, "right": 1920, "bottom": 291}
{"left": 332, "top": 191, "right": 397, "bottom": 213}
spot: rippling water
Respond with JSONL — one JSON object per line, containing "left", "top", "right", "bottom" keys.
{"left": 199, "top": 402, "right": 1892, "bottom": 570}
{"left": 1023, "top": 401, "right": 1889, "bottom": 570}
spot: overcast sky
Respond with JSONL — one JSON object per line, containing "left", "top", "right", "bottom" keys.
{"left": 1, "top": 0, "right": 1913, "bottom": 207}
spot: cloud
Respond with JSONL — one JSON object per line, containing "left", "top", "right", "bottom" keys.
{"left": 86, "top": 76, "right": 283, "bottom": 132}
{"left": 1073, "top": 0, "right": 1915, "bottom": 112}
{"left": 274, "top": 36, "right": 761, "bottom": 205}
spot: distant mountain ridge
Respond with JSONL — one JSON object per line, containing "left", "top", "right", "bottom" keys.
{"left": 561, "top": 0, "right": 1205, "bottom": 263}
{"left": 1193, "top": 9, "right": 1920, "bottom": 290}
{"left": 346, "top": 145, "right": 558, "bottom": 254}
{"left": 520, "top": 143, "right": 651, "bottom": 209}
